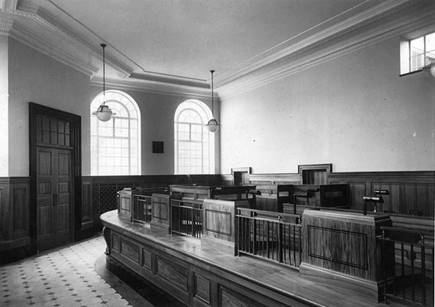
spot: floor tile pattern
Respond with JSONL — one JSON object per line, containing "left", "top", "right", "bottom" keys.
{"left": 0, "top": 236, "right": 132, "bottom": 307}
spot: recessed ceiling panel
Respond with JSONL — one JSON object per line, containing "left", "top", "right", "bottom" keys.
{"left": 45, "top": 0, "right": 362, "bottom": 80}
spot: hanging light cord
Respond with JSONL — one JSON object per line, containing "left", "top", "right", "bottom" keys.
{"left": 101, "top": 43, "right": 106, "bottom": 105}
{"left": 210, "top": 70, "right": 215, "bottom": 116}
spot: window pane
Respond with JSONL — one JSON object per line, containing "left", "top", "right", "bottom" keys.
{"left": 410, "top": 37, "right": 425, "bottom": 71}
{"left": 425, "top": 33, "right": 435, "bottom": 65}
{"left": 400, "top": 40, "right": 410, "bottom": 75}
{"left": 190, "top": 124, "right": 202, "bottom": 141}
{"left": 178, "top": 109, "right": 202, "bottom": 123}
{"left": 177, "top": 123, "right": 190, "bottom": 140}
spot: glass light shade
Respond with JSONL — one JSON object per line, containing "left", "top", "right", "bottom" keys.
{"left": 206, "top": 118, "right": 219, "bottom": 132}
{"left": 93, "top": 104, "right": 113, "bottom": 121}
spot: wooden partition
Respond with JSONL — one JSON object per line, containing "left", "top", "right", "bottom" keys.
{"left": 300, "top": 209, "right": 394, "bottom": 302}
{"left": 202, "top": 199, "right": 250, "bottom": 247}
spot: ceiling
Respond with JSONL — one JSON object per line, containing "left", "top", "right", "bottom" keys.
{"left": 41, "top": 0, "right": 363, "bottom": 81}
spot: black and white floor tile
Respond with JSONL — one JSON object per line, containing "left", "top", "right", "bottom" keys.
{"left": 0, "top": 236, "right": 149, "bottom": 307}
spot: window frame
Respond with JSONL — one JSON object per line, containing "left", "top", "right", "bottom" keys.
{"left": 400, "top": 31, "right": 435, "bottom": 76}
{"left": 174, "top": 100, "right": 215, "bottom": 175}
{"left": 90, "top": 90, "right": 141, "bottom": 176}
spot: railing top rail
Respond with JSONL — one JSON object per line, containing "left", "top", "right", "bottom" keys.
{"left": 237, "top": 207, "right": 300, "bottom": 219}
{"left": 379, "top": 226, "right": 429, "bottom": 245}
{"left": 236, "top": 214, "right": 301, "bottom": 226}
{"left": 170, "top": 203, "right": 203, "bottom": 210}
{"left": 134, "top": 194, "right": 152, "bottom": 199}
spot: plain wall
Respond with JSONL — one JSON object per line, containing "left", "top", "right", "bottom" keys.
{"left": 220, "top": 36, "right": 435, "bottom": 173}
{"left": 0, "top": 36, "right": 8, "bottom": 176}
{"left": 8, "top": 38, "right": 220, "bottom": 176}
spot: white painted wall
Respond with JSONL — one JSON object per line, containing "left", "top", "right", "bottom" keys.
{"left": 220, "top": 36, "right": 435, "bottom": 173}
{"left": 0, "top": 36, "right": 8, "bottom": 176}
{"left": 8, "top": 38, "right": 220, "bottom": 176}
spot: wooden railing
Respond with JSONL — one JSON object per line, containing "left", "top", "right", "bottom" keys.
{"left": 169, "top": 198, "right": 203, "bottom": 238}
{"left": 379, "top": 226, "right": 434, "bottom": 306}
{"left": 235, "top": 208, "right": 302, "bottom": 269}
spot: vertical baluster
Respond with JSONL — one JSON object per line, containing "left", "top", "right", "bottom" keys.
{"left": 191, "top": 207, "right": 195, "bottom": 237}
{"left": 285, "top": 224, "right": 292, "bottom": 265}
{"left": 266, "top": 221, "right": 270, "bottom": 259}
{"left": 293, "top": 223, "right": 296, "bottom": 266}
{"left": 243, "top": 216, "right": 247, "bottom": 253}
{"left": 298, "top": 225, "right": 302, "bottom": 266}
{"left": 278, "top": 217, "right": 283, "bottom": 262}
{"left": 260, "top": 220, "right": 264, "bottom": 257}
{"left": 381, "top": 229, "right": 387, "bottom": 303}
{"left": 282, "top": 223, "right": 285, "bottom": 264}
{"left": 252, "top": 213, "right": 256, "bottom": 255}
{"left": 421, "top": 236, "right": 426, "bottom": 305}
{"left": 401, "top": 242, "right": 405, "bottom": 299}
{"left": 411, "top": 244, "right": 415, "bottom": 301}
{"left": 276, "top": 221, "right": 279, "bottom": 261}
{"left": 236, "top": 212, "right": 240, "bottom": 255}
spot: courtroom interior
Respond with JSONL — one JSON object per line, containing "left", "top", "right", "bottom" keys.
{"left": 0, "top": 0, "right": 434, "bottom": 306}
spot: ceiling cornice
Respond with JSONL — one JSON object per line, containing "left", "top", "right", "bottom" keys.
{"left": 1, "top": 0, "right": 213, "bottom": 96}
{"left": 216, "top": 0, "right": 435, "bottom": 99}
{"left": 1, "top": 0, "right": 434, "bottom": 99}
{"left": 90, "top": 76, "right": 211, "bottom": 99}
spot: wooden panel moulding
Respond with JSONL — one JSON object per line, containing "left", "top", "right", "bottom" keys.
{"left": 120, "top": 238, "right": 140, "bottom": 264}
{"left": 156, "top": 256, "right": 189, "bottom": 292}
{"left": 194, "top": 273, "right": 211, "bottom": 305}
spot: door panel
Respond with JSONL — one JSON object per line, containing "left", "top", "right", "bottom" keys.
{"left": 36, "top": 144, "right": 73, "bottom": 250}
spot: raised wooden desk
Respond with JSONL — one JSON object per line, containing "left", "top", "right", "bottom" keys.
{"left": 101, "top": 210, "right": 404, "bottom": 307}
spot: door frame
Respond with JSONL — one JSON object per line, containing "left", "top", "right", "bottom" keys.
{"left": 29, "top": 102, "right": 82, "bottom": 251}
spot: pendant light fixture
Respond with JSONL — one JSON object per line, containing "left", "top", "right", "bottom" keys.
{"left": 93, "top": 43, "right": 114, "bottom": 122}
{"left": 205, "top": 70, "right": 219, "bottom": 132}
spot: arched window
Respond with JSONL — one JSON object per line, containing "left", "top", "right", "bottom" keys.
{"left": 90, "top": 90, "right": 141, "bottom": 175}
{"left": 174, "top": 100, "right": 215, "bottom": 174}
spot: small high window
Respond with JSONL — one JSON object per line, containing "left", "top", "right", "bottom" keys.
{"left": 400, "top": 32, "right": 435, "bottom": 75}
{"left": 90, "top": 90, "right": 141, "bottom": 175}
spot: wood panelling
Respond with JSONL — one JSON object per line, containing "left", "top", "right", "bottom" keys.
{"left": 156, "top": 257, "right": 189, "bottom": 292}
{"left": 194, "top": 273, "right": 211, "bottom": 304}
{"left": 301, "top": 210, "right": 394, "bottom": 282}
{"left": 142, "top": 248, "right": 152, "bottom": 270}
{"left": 202, "top": 199, "right": 250, "bottom": 244}
{"left": 120, "top": 238, "right": 140, "bottom": 264}
{"left": 329, "top": 171, "right": 435, "bottom": 217}
{"left": 0, "top": 177, "right": 31, "bottom": 263}
{"left": 248, "top": 173, "right": 301, "bottom": 184}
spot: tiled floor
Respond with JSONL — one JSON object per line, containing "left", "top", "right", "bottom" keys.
{"left": 0, "top": 236, "right": 152, "bottom": 307}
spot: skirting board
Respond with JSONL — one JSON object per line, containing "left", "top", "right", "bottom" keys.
{"left": 299, "top": 262, "right": 388, "bottom": 303}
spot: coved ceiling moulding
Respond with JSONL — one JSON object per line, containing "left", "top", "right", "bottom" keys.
{"left": 1, "top": 0, "right": 434, "bottom": 98}
{"left": 90, "top": 76, "right": 211, "bottom": 99}
{"left": 217, "top": 0, "right": 435, "bottom": 99}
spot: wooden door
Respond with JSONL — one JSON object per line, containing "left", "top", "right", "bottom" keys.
{"left": 29, "top": 103, "right": 81, "bottom": 252}
{"left": 36, "top": 147, "right": 72, "bottom": 250}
